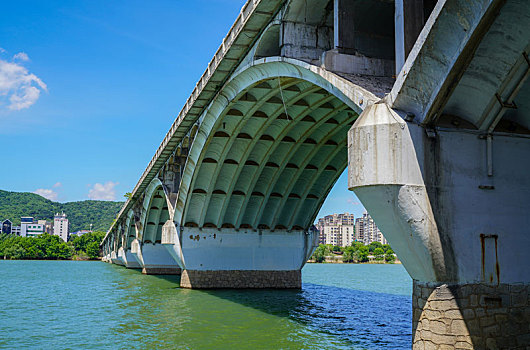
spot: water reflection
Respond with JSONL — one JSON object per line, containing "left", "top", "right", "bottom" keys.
{"left": 0, "top": 262, "right": 411, "bottom": 350}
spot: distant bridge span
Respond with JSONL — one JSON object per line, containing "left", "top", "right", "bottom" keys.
{"left": 102, "top": 0, "right": 530, "bottom": 348}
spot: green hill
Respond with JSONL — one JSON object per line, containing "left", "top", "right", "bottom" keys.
{"left": 0, "top": 190, "right": 123, "bottom": 232}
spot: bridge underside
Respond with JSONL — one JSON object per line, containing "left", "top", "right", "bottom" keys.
{"left": 103, "top": 58, "right": 378, "bottom": 288}
{"left": 183, "top": 76, "right": 355, "bottom": 231}
{"left": 101, "top": 0, "right": 530, "bottom": 348}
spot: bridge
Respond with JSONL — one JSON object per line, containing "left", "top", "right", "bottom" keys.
{"left": 101, "top": 0, "right": 530, "bottom": 348}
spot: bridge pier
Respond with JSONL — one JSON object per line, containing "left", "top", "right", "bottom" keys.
{"left": 168, "top": 228, "right": 316, "bottom": 289}
{"left": 110, "top": 251, "right": 123, "bottom": 265}
{"left": 117, "top": 247, "right": 142, "bottom": 269}
{"left": 348, "top": 102, "right": 530, "bottom": 348}
{"left": 413, "top": 281, "right": 530, "bottom": 349}
{"left": 180, "top": 270, "right": 301, "bottom": 289}
{"left": 130, "top": 239, "right": 181, "bottom": 275}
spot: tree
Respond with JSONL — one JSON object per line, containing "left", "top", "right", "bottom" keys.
{"left": 342, "top": 245, "right": 356, "bottom": 263}
{"left": 311, "top": 244, "right": 331, "bottom": 263}
{"left": 368, "top": 241, "right": 383, "bottom": 253}
{"left": 354, "top": 245, "right": 369, "bottom": 262}
{"left": 70, "top": 231, "right": 105, "bottom": 259}
{"left": 86, "top": 241, "right": 101, "bottom": 259}
{"left": 385, "top": 248, "right": 396, "bottom": 263}
{"left": 373, "top": 247, "right": 385, "bottom": 261}
{"left": 332, "top": 245, "right": 343, "bottom": 253}
{"left": 3, "top": 244, "right": 26, "bottom": 259}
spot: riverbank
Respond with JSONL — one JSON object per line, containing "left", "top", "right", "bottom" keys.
{"left": 0, "top": 232, "right": 104, "bottom": 260}
{"left": 311, "top": 242, "right": 397, "bottom": 264}
{"left": 307, "top": 259, "right": 401, "bottom": 264}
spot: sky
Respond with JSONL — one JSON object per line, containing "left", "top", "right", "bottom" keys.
{"left": 0, "top": 0, "right": 366, "bottom": 220}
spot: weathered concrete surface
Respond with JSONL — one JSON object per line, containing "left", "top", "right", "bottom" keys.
{"left": 413, "top": 281, "right": 530, "bottom": 349}
{"left": 130, "top": 239, "right": 180, "bottom": 272}
{"left": 349, "top": 102, "right": 446, "bottom": 283}
{"left": 349, "top": 100, "right": 530, "bottom": 347}
{"left": 349, "top": 101, "right": 530, "bottom": 284}
{"left": 322, "top": 50, "right": 394, "bottom": 77}
{"left": 177, "top": 228, "right": 317, "bottom": 273}
{"left": 180, "top": 269, "right": 301, "bottom": 289}
{"left": 110, "top": 251, "right": 123, "bottom": 266}
{"left": 118, "top": 247, "right": 142, "bottom": 269}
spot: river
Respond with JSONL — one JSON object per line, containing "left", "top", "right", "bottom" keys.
{"left": 0, "top": 261, "right": 412, "bottom": 349}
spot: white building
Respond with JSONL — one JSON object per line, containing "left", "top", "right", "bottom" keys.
{"left": 317, "top": 213, "right": 355, "bottom": 247}
{"left": 20, "top": 217, "right": 46, "bottom": 237}
{"left": 38, "top": 220, "right": 53, "bottom": 234}
{"left": 53, "top": 212, "right": 69, "bottom": 242}
{"left": 355, "top": 212, "right": 387, "bottom": 245}
{"left": 11, "top": 226, "right": 21, "bottom": 236}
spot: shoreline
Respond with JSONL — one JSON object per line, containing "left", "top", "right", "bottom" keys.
{"left": 307, "top": 260, "right": 402, "bottom": 265}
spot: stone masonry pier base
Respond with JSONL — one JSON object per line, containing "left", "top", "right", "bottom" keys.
{"left": 180, "top": 270, "right": 301, "bottom": 289}
{"left": 413, "top": 281, "right": 530, "bottom": 349}
{"left": 142, "top": 267, "right": 182, "bottom": 275}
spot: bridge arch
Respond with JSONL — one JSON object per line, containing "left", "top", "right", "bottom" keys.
{"left": 124, "top": 209, "right": 136, "bottom": 249}
{"left": 139, "top": 178, "right": 170, "bottom": 244}
{"left": 175, "top": 58, "right": 378, "bottom": 231}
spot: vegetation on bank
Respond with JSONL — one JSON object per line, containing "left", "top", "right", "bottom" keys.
{"left": 0, "top": 231, "right": 105, "bottom": 260}
{"left": 311, "top": 241, "right": 396, "bottom": 264}
{"left": 0, "top": 190, "right": 123, "bottom": 232}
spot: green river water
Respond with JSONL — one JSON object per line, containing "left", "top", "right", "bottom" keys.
{"left": 0, "top": 261, "right": 412, "bottom": 349}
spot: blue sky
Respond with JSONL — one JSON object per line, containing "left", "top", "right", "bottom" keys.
{"left": 0, "top": 0, "right": 365, "bottom": 219}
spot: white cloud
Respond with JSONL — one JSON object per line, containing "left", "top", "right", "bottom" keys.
{"left": 0, "top": 52, "right": 47, "bottom": 111}
{"left": 88, "top": 181, "right": 119, "bottom": 201}
{"left": 34, "top": 188, "right": 58, "bottom": 201}
{"left": 53, "top": 182, "right": 62, "bottom": 188}
{"left": 13, "top": 52, "right": 29, "bottom": 62}
{"left": 347, "top": 197, "right": 361, "bottom": 206}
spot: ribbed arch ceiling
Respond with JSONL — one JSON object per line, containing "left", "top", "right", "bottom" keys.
{"left": 184, "top": 77, "right": 357, "bottom": 231}
{"left": 126, "top": 220, "right": 136, "bottom": 249}
{"left": 142, "top": 188, "right": 169, "bottom": 244}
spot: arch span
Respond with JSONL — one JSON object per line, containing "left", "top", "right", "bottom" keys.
{"left": 129, "top": 178, "right": 181, "bottom": 274}
{"left": 171, "top": 58, "right": 378, "bottom": 288}
{"left": 175, "top": 58, "right": 377, "bottom": 230}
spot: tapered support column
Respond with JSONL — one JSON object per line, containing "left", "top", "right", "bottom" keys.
{"left": 117, "top": 247, "right": 141, "bottom": 269}
{"left": 348, "top": 102, "right": 530, "bottom": 348}
{"left": 110, "top": 251, "right": 123, "bottom": 265}
{"left": 173, "top": 227, "right": 317, "bottom": 289}
{"left": 130, "top": 239, "right": 181, "bottom": 275}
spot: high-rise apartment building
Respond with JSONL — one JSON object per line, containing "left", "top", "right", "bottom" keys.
{"left": 354, "top": 212, "right": 387, "bottom": 245}
{"left": 316, "top": 213, "right": 355, "bottom": 247}
{"left": 53, "top": 212, "right": 69, "bottom": 242}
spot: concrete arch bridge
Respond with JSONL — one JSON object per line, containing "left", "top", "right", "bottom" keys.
{"left": 102, "top": 0, "right": 530, "bottom": 348}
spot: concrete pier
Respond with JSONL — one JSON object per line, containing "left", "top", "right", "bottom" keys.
{"left": 180, "top": 270, "right": 301, "bottom": 289}
{"left": 412, "top": 282, "right": 530, "bottom": 349}
{"left": 118, "top": 247, "right": 142, "bottom": 269}
{"left": 170, "top": 228, "right": 316, "bottom": 288}
{"left": 130, "top": 239, "right": 181, "bottom": 275}
{"left": 348, "top": 102, "right": 530, "bottom": 348}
